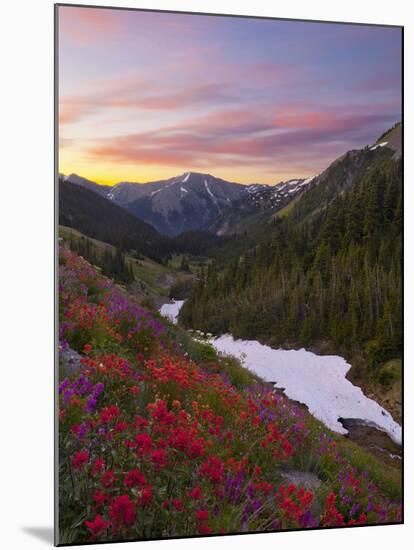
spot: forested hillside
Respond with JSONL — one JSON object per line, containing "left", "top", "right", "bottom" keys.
{"left": 59, "top": 178, "right": 229, "bottom": 263}
{"left": 181, "top": 153, "right": 402, "bottom": 381}
{"left": 59, "top": 178, "right": 171, "bottom": 262}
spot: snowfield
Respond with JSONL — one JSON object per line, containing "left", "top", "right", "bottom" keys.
{"left": 159, "top": 300, "right": 185, "bottom": 324}
{"left": 159, "top": 302, "right": 402, "bottom": 444}
{"left": 370, "top": 141, "right": 388, "bottom": 151}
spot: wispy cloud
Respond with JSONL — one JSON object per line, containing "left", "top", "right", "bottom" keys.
{"left": 85, "top": 106, "right": 398, "bottom": 174}
{"left": 58, "top": 6, "right": 402, "bottom": 184}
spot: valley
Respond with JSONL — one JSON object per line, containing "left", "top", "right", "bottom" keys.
{"left": 55, "top": 8, "right": 403, "bottom": 543}
{"left": 58, "top": 124, "right": 402, "bottom": 541}
{"left": 59, "top": 124, "right": 402, "bottom": 429}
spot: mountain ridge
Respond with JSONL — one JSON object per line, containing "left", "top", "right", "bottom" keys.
{"left": 63, "top": 122, "right": 402, "bottom": 237}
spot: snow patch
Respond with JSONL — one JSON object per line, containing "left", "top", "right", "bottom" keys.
{"left": 204, "top": 179, "right": 215, "bottom": 199}
{"left": 182, "top": 172, "right": 191, "bottom": 183}
{"left": 159, "top": 302, "right": 402, "bottom": 445}
{"left": 159, "top": 300, "right": 185, "bottom": 324}
{"left": 212, "top": 335, "right": 401, "bottom": 444}
{"left": 180, "top": 187, "right": 188, "bottom": 193}
{"left": 204, "top": 179, "right": 222, "bottom": 211}
{"left": 299, "top": 175, "right": 316, "bottom": 186}
{"left": 370, "top": 141, "right": 388, "bottom": 151}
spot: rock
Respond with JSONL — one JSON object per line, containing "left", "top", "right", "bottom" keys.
{"left": 280, "top": 470, "right": 321, "bottom": 491}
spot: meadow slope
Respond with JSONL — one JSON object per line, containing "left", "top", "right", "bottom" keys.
{"left": 58, "top": 247, "right": 402, "bottom": 545}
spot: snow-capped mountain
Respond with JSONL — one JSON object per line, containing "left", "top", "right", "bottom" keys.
{"left": 63, "top": 171, "right": 315, "bottom": 236}
{"left": 120, "top": 172, "right": 247, "bottom": 236}
{"left": 209, "top": 177, "right": 316, "bottom": 235}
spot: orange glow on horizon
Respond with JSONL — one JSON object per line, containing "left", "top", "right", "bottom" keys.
{"left": 58, "top": 160, "right": 309, "bottom": 186}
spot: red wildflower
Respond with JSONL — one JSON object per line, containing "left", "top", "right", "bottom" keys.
{"left": 321, "top": 493, "right": 345, "bottom": 527}
{"left": 114, "top": 421, "right": 128, "bottom": 433}
{"left": 196, "top": 509, "right": 209, "bottom": 521}
{"left": 83, "top": 343, "right": 93, "bottom": 355}
{"left": 92, "top": 490, "right": 106, "bottom": 507}
{"left": 189, "top": 486, "right": 203, "bottom": 500}
{"left": 71, "top": 450, "right": 89, "bottom": 470}
{"left": 138, "top": 485, "right": 153, "bottom": 507}
{"left": 91, "top": 458, "right": 105, "bottom": 475}
{"left": 172, "top": 498, "right": 184, "bottom": 511}
{"left": 85, "top": 514, "right": 110, "bottom": 538}
{"left": 198, "top": 523, "right": 212, "bottom": 535}
{"left": 124, "top": 469, "right": 146, "bottom": 488}
{"left": 200, "top": 456, "right": 224, "bottom": 484}
{"left": 151, "top": 449, "right": 168, "bottom": 468}
{"left": 135, "top": 433, "right": 152, "bottom": 454}
{"left": 101, "top": 470, "right": 116, "bottom": 488}
{"left": 100, "top": 405, "right": 120, "bottom": 424}
{"left": 147, "top": 399, "right": 175, "bottom": 425}
{"left": 109, "top": 495, "right": 136, "bottom": 527}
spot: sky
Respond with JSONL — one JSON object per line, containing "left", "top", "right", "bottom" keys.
{"left": 58, "top": 6, "right": 402, "bottom": 185}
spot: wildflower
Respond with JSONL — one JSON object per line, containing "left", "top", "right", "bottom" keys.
{"left": 198, "top": 523, "right": 212, "bottom": 535}
{"left": 189, "top": 486, "right": 203, "bottom": 500}
{"left": 151, "top": 449, "right": 168, "bottom": 468}
{"left": 135, "top": 433, "right": 152, "bottom": 454}
{"left": 321, "top": 493, "right": 345, "bottom": 527}
{"left": 200, "top": 456, "right": 224, "bottom": 484}
{"left": 91, "top": 458, "right": 105, "bottom": 475}
{"left": 196, "top": 509, "right": 209, "bottom": 521}
{"left": 109, "top": 495, "right": 136, "bottom": 527}
{"left": 138, "top": 485, "right": 153, "bottom": 506}
{"left": 102, "top": 470, "right": 116, "bottom": 488}
{"left": 92, "top": 490, "right": 106, "bottom": 507}
{"left": 172, "top": 498, "right": 184, "bottom": 511}
{"left": 85, "top": 514, "right": 110, "bottom": 537}
{"left": 71, "top": 450, "right": 89, "bottom": 470}
{"left": 114, "top": 421, "right": 128, "bottom": 433}
{"left": 100, "top": 405, "right": 121, "bottom": 424}
{"left": 83, "top": 343, "right": 93, "bottom": 355}
{"left": 124, "top": 469, "right": 146, "bottom": 488}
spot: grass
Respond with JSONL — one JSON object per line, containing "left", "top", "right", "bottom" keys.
{"left": 168, "top": 254, "right": 212, "bottom": 274}
{"left": 59, "top": 225, "right": 186, "bottom": 302}
{"left": 273, "top": 194, "right": 302, "bottom": 219}
{"left": 376, "top": 358, "right": 402, "bottom": 388}
{"left": 165, "top": 326, "right": 402, "bottom": 503}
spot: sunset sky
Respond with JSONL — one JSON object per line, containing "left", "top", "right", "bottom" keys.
{"left": 58, "top": 6, "right": 402, "bottom": 185}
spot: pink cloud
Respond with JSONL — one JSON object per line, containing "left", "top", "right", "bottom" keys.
{"left": 355, "top": 74, "right": 401, "bottom": 93}
{"left": 58, "top": 6, "right": 123, "bottom": 46}
{"left": 84, "top": 106, "right": 398, "bottom": 173}
{"left": 59, "top": 81, "right": 239, "bottom": 125}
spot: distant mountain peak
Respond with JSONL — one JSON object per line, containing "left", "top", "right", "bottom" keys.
{"left": 63, "top": 169, "right": 309, "bottom": 236}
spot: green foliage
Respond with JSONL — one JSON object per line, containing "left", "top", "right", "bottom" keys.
{"left": 169, "top": 276, "right": 194, "bottom": 300}
{"left": 59, "top": 178, "right": 230, "bottom": 263}
{"left": 65, "top": 231, "right": 135, "bottom": 285}
{"left": 182, "top": 156, "right": 402, "bottom": 372}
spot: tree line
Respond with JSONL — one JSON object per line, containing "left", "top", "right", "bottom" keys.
{"left": 180, "top": 156, "right": 402, "bottom": 376}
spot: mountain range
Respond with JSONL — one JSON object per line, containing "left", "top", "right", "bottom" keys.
{"left": 61, "top": 171, "right": 313, "bottom": 236}
{"left": 60, "top": 122, "right": 402, "bottom": 240}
